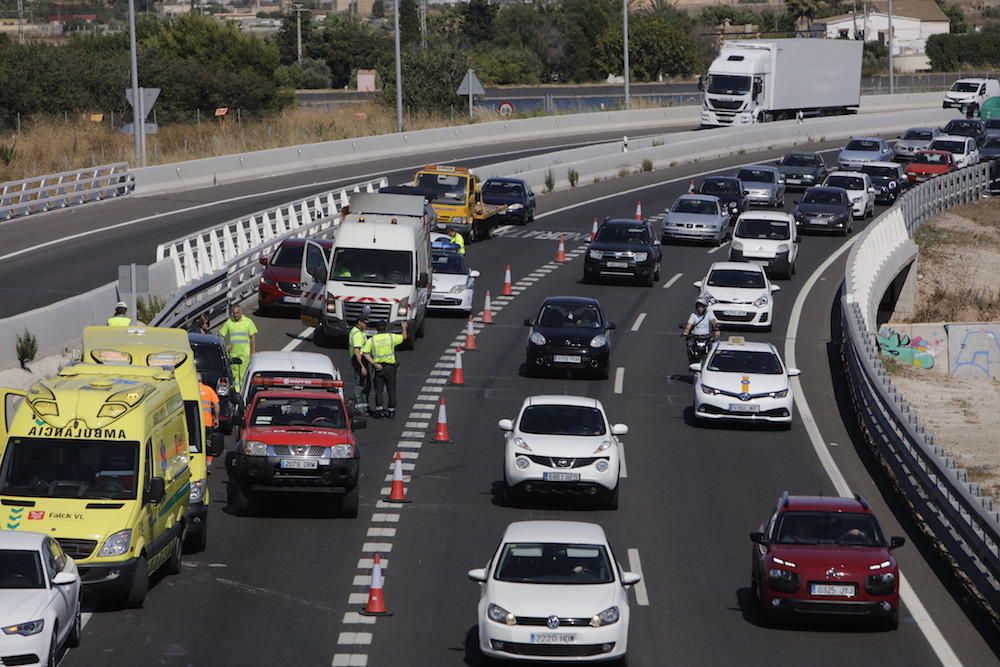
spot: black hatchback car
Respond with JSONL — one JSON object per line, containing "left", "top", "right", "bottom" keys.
{"left": 792, "top": 187, "right": 853, "bottom": 235}
{"left": 942, "top": 118, "right": 987, "bottom": 147}
{"left": 698, "top": 176, "right": 749, "bottom": 215}
{"left": 583, "top": 218, "right": 661, "bottom": 286}
{"left": 482, "top": 177, "right": 535, "bottom": 225}
{"left": 189, "top": 332, "right": 241, "bottom": 435}
{"left": 524, "top": 297, "right": 615, "bottom": 379}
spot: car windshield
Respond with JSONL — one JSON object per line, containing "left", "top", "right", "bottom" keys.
{"left": 985, "top": 138, "right": 1000, "bottom": 148}
{"left": 706, "top": 349, "right": 783, "bottom": 374}
{"left": 250, "top": 396, "right": 346, "bottom": 428}
{"left": 518, "top": 405, "right": 607, "bottom": 436}
{"left": 779, "top": 154, "right": 818, "bottom": 167}
{"left": 494, "top": 542, "right": 614, "bottom": 585}
{"left": 845, "top": 139, "right": 880, "bottom": 151}
{"left": 736, "top": 168, "right": 773, "bottom": 184}
{"left": 537, "top": 303, "right": 603, "bottom": 329}
{"left": 913, "top": 152, "right": 948, "bottom": 165}
{"left": 802, "top": 190, "right": 845, "bottom": 205}
{"left": 191, "top": 342, "right": 226, "bottom": 372}
{"left": 331, "top": 248, "right": 412, "bottom": 285}
{"left": 706, "top": 268, "right": 765, "bottom": 289}
{"left": 673, "top": 199, "right": 718, "bottom": 215}
{"left": 944, "top": 121, "right": 980, "bottom": 134}
{"left": 707, "top": 73, "right": 751, "bottom": 95}
{"left": 0, "top": 551, "right": 44, "bottom": 589}
{"left": 432, "top": 253, "right": 468, "bottom": 275}
{"left": 482, "top": 181, "right": 524, "bottom": 198}
{"left": 270, "top": 244, "right": 304, "bottom": 267}
{"left": 931, "top": 140, "right": 965, "bottom": 154}
{"left": 0, "top": 438, "right": 139, "bottom": 500}
{"left": 735, "top": 219, "right": 790, "bottom": 240}
{"left": 825, "top": 175, "right": 864, "bottom": 190}
{"left": 951, "top": 81, "right": 980, "bottom": 93}
{"left": 903, "top": 129, "right": 933, "bottom": 141}
{"left": 595, "top": 224, "right": 649, "bottom": 243}
{"left": 416, "top": 173, "right": 469, "bottom": 204}
{"left": 774, "top": 511, "right": 885, "bottom": 546}
{"left": 862, "top": 166, "right": 899, "bottom": 179}
{"left": 700, "top": 179, "right": 738, "bottom": 194}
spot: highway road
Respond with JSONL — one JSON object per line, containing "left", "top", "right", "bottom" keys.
{"left": 61, "top": 145, "right": 1000, "bottom": 666}
{"left": 0, "top": 124, "right": 694, "bottom": 318}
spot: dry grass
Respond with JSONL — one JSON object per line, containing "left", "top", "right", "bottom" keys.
{"left": 0, "top": 103, "right": 514, "bottom": 182}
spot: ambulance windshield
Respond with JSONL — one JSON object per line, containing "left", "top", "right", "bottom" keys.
{"left": 0, "top": 438, "right": 139, "bottom": 500}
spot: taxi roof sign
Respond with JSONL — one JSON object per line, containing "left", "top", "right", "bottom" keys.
{"left": 727, "top": 336, "right": 746, "bottom": 345}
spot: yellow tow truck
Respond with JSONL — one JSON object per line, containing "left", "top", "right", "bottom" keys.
{"left": 413, "top": 165, "right": 507, "bottom": 242}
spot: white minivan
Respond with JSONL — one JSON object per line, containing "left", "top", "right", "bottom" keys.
{"left": 928, "top": 135, "right": 981, "bottom": 169}
{"left": 729, "top": 211, "right": 799, "bottom": 279}
{"left": 942, "top": 78, "right": 1000, "bottom": 112}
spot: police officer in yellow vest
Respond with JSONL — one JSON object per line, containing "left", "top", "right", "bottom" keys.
{"left": 348, "top": 317, "right": 370, "bottom": 415}
{"left": 362, "top": 320, "right": 408, "bottom": 418}
{"left": 108, "top": 301, "right": 131, "bottom": 327}
{"left": 219, "top": 303, "right": 258, "bottom": 391}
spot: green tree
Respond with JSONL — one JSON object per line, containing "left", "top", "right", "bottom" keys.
{"left": 399, "top": 0, "right": 420, "bottom": 45}
{"left": 316, "top": 14, "right": 393, "bottom": 89}
{"left": 471, "top": 45, "right": 543, "bottom": 85}
{"left": 371, "top": 0, "right": 384, "bottom": 18}
{"left": 378, "top": 43, "right": 469, "bottom": 113}
{"left": 861, "top": 41, "right": 888, "bottom": 76}
{"left": 784, "top": 0, "right": 818, "bottom": 35}
{"left": 462, "top": 0, "right": 498, "bottom": 45}
{"left": 596, "top": 12, "right": 697, "bottom": 81}
{"left": 934, "top": 0, "right": 967, "bottom": 34}
{"left": 275, "top": 10, "right": 319, "bottom": 66}
{"left": 926, "top": 24, "right": 1000, "bottom": 71}
{"left": 555, "top": 0, "right": 618, "bottom": 82}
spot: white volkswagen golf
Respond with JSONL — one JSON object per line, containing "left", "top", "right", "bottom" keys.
{"left": 0, "top": 532, "right": 82, "bottom": 667}
{"left": 499, "top": 396, "right": 627, "bottom": 510}
{"left": 468, "top": 521, "right": 640, "bottom": 664}
{"left": 691, "top": 337, "right": 800, "bottom": 427}
{"left": 694, "top": 262, "right": 780, "bottom": 331}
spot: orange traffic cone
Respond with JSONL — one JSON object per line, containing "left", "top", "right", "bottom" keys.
{"left": 432, "top": 396, "right": 452, "bottom": 443}
{"left": 482, "top": 291, "right": 494, "bottom": 324}
{"left": 591, "top": 217, "right": 599, "bottom": 241}
{"left": 688, "top": 179, "right": 696, "bottom": 193}
{"left": 634, "top": 201, "right": 642, "bottom": 220}
{"left": 384, "top": 452, "right": 411, "bottom": 504}
{"left": 359, "top": 553, "right": 392, "bottom": 616}
{"left": 501, "top": 264, "right": 513, "bottom": 296}
{"left": 464, "top": 317, "right": 478, "bottom": 351}
{"left": 555, "top": 236, "right": 567, "bottom": 262}
{"left": 449, "top": 347, "right": 465, "bottom": 385}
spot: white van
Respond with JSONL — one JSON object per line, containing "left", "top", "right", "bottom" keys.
{"left": 240, "top": 351, "right": 342, "bottom": 408}
{"left": 301, "top": 194, "right": 434, "bottom": 348}
{"left": 728, "top": 211, "right": 799, "bottom": 279}
{"left": 942, "top": 78, "right": 1000, "bottom": 112}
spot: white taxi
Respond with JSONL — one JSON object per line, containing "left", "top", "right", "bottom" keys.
{"left": 468, "top": 521, "right": 640, "bottom": 664}
{"left": 690, "top": 337, "right": 800, "bottom": 426}
{"left": 694, "top": 262, "right": 779, "bottom": 331}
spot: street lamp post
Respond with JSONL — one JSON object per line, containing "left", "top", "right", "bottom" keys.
{"left": 623, "top": 0, "right": 630, "bottom": 110}
{"left": 393, "top": 0, "right": 403, "bottom": 132}
{"left": 887, "top": 0, "right": 894, "bottom": 94}
{"left": 127, "top": 0, "right": 143, "bottom": 167}
{"left": 294, "top": 3, "right": 303, "bottom": 64}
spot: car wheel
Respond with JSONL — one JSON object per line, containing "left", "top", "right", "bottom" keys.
{"left": 46, "top": 628, "right": 58, "bottom": 667}
{"left": 125, "top": 557, "right": 149, "bottom": 609}
{"left": 502, "top": 474, "right": 520, "bottom": 507}
{"left": 340, "top": 485, "right": 360, "bottom": 518}
{"left": 67, "top": 599, "right": 82, "bottom": 648}
{"left": 184, "top": 516, "right": 207, "bottom": 554}
{"left": 163, "top": 532, "right": 184, "bottom": 575}
{"left": 604, "top": 484, "right": 619, "bottom": 510}
{"left": 643, "top": 272, "right": 655, "bottom": 287}
{"left": 782, "top": 264, "right": 793, "bottom": 280}
{"left": 227, "top": 482, "right": 256, "bottom": 516}
{"left": 597, "top": 365, "right": 610, "bottom": 380}
{"left": 883, "top": 609, "right": 900, "bottom": 631}
{"left": 654, "top": 264, "right": 661, "bottom": 282}
{"left": 417, "top": 316, "right": 426, "bottom": 339}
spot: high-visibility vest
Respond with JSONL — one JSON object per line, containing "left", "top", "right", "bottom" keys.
{"left": 367, "top": 333, "right": 402, "bottom": 364}
{"left": 107, "top": 316, "right": 131, "bottom": 327}
{"left": 451, "top": 234, "right": 465, "bottom": 255}
{"left": 348, "top": 326, "right": 366, "bottom": 351}
{"left": 220, "top": 317, "right": 257, "bottom": 353}
{"left": 199, "top": 383, "right": 219, "bottom": 428}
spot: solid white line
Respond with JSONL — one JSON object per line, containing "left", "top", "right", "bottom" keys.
{"left": 282, "top": 328, "right": 314, "bottom": 352}
{"left": 786, "top": 236, "right": 961, "bottom": 667}
{"left": 662, "top": 272, "right": 682, "bottom": 289}
{"left": 706, "top": 241, "right": 729, "bottom": 255}
{"left": 614, "top": 367, "right": 625, "bottom": 394}
{"left": 630, "top": 313, "right": 647, "bottom": 332}
{"left": 618, "top": 442, "right": 628, "bottom": 479}
{"left": 626, "top": 549, "right": 650, "bottom": 606}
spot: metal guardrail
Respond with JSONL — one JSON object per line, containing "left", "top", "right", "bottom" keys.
{"left": 841, "top": 162, "right": 1000, "bottom": 619}
{"left": 0, "top": 163, "right": 132, "bottom": 221}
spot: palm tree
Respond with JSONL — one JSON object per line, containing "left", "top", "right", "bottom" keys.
{"left": 785, "top": 0, "right": 819, "bottom": 35}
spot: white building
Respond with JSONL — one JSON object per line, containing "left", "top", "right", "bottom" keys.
{"left": 816, "top": 0, "right": 949, "bottom": 68}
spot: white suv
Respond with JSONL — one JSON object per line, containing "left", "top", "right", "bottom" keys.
{"left": 729, "top": 211, "right": 799, "bottom": 279}
{"left": 928, "top": 135, "right": 981, "bottom": 169}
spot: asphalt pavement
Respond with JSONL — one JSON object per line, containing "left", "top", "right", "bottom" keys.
{"left": 61, "top": 146, "right": 1000, "bottom": 666}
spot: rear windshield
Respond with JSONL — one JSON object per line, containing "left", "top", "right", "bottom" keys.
{"left": 736, "top": 168, "right": 774, "bottom": 183}
{"left": 845, "top": 139, "right": 880, "bottom": 151}
{"left": 903, "top": 129, "right": 933, "bottom": 141}
{"left": 518, "top": 405, "right": 606, "bottom": 436}
{"left": 706, "top": 268, "right": 765, "bottom": 289}
{"left": 735, "top": 218, "right": 790, "bottom": 240}
{"left": 706, "top": 349, "right": 783, "bottom": 374}
{"left": 0, "top": 550, "right": 44, "bottom": 589}
{"left": 673, "top": 199, "right": 718, "bottom": 215}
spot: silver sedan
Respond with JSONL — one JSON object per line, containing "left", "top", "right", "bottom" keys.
{"left": 662, "top": 194, "right": 732, "bottom": 245}
{"left": 735, "top": 165, "right": 786, "bottom": 208}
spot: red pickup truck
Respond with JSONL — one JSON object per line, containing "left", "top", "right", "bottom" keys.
{"left": 226, "top": 376, "right": 365, "bottom": 517}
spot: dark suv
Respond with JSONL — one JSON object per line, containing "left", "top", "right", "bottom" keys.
{"left": 942, "top": 118, "right": 987, "bottom": 147}
{"left": 524, "top": 296, "right": 614, "bottom": 379}
{"left": 189, "top": 333, "right": 240, "bottom": 435}
{"left": 583, "top": 218, "right": 661, "bottom": 286}
{"left": 482, "top": 177, "right": 535, "bottom": 225}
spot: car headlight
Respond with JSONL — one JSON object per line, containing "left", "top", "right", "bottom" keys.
{"left": 729, "top": 201, "right": 739, "bottom": 209}
{"left": 396, "top": 301, "right": 408, "bottom": 317}
{"left": 702, "top": 293, "right": 717, "bottom": 305}
{"left": 529, "top": 331, "right": 546, "bottom": 346}
{"left": 633, "top": 252, "right": 648, "bottom": 262}
{"left": 753, "top": 295, "right": 769, "bottom": 308}
{"left": 590, "top": 606, "right": 620, "bottom": 627}
{"left": 507, "top": 203, "right": 523, "bottom": 210}
{"left": 328, "top": 444, "right": 355, "bottom": 459}
{"left": 768, "top": 388, "right": 789, "bottom": 399}
{"left": 850, "top": 194, "right": 863, "bottom": 202}
{"left": 590, "top": 334, "right": 608, "bottom": 348}
{"left": 244, "top": 440, "right": 267, "bottom": 456}
{"left": 731, "top": 239, "right": 743, "bottom": 251}
{"left": 593, "top": 439, "right": 612, "bottom": 454}
{"left": 99, "top": 528, "right": 133, "bottom": 557}
{"left": 2, "top": 620, "right": 44, "bottom": 636}
{"left": 260, "top": 276, "right": 276, "bottom": 286}
{"left": 487, "top": 603, "right": 516, "bottom": 625}
{"left": 189, "top": 479, "right": 206, "bottom": 503}
{"left": 768, "top": 568, "right": 798, "bottom": 581}
{"left": 803, "top": 174, "right": 815, "bottom": 181}
{"left": 451, "top": 216, "right": 467, "bottom": 224}
{"left": 775, "top": 243, "right": 789, "bottom": 254}
{"left": 450, "top": 283, "right": 466, "bottom": 293}
{"left": 888, "top": 180, "right": 898, "bottom": 190}
{"left": 512, "top": 437, "right": 532, "bottom": 452}
{"left": 589, "top": 249, "right": 604, "bottom": 260}
{"left": 700, "top": 384, "right": 723, "bottom": 395}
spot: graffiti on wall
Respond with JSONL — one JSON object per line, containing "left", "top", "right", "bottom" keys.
{"left": 948, "top": 324, "right": 1000, "bottom": 380}
{"left": 877, "top": 326, "right": 938, "bottom": 369}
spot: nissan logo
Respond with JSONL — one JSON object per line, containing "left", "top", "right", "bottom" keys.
{"left": 546, "top": 615, "right": 560, "bottom": 629}
{"left": 362, "top": 304, "right": 372, "bottom": 317}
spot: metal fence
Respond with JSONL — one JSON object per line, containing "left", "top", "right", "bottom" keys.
{"left": 0, "top": 163, "right": 132, "bottom": 221}
{"left": 841, "top": 162, "right": 1000, "bottom": 621}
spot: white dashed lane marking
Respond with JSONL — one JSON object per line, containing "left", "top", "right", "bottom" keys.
{"left": 614, "top": 367, "right": 625, "bottom": 394}
{"left": 630, "top": 313, "right": 646, "bottom": 332}
{"left": 662, "top": 272, "right": 682, "bottom": 289}
{"left": 626, "top": 549, "right": 650, "bottom": 606}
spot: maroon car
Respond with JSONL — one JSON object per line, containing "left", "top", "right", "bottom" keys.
{"left": 750, "top": 493, "right": 905, "bottom": 629}
{"left": 258, "top": 238, "right": 333, "bottom": 314}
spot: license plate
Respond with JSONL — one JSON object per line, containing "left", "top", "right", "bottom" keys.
{"left": 531, "top": 633, "right": 576, "bottom": 644}
{"left": 606, "top": 261, "right": 629, "bottom": 268}
{"left": 280, "top": 459, "right": 317, "bottom": 469}
{"left": 283, "top": 296, "right": 301, "bottom": 304}
{"left": 729, "top": 403, "right": 759, "bottom": 413}
{"left": 543, "top": 472, "right": 581, "bottom": 482}
{"left": 552, "top": 354, "right": 582, "bottom": 364}
{"left": 786, "top": 178, "right": 800, "bottom": 184}
{"left": 811, "top": 583, "right": 856, "bottom": 597}
{"left": 722, "top": 310, "right": 745, "bottom": 317}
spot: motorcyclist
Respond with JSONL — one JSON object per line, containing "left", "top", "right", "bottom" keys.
{"left": 682, "top": 298, "right": 720, "bottom": 361}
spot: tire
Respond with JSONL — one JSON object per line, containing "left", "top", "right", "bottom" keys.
{"left": 228, "top": 482, "right": 255, "bottom": 517}
{"left": 604, "top": 484, "right": 619, "bottom": 510}
{"left": 597, "top": 365, "right": 610, "bottom": 380}
{"left": 67, "top": 598, "right": 81, "bottom": 648}
{"left": 125, "top": 557, "right": 149, "bottom": 609}
{"left": 184, "top": 515, "right": 207, "bottom": 554}
{"left": 654, "top": 264, "right": 661, "bottom": 282}
{"left": 643, "top": 272, "right": 655, "bottom": 287}
{"left": 340, "top": 485, "right": 360, "bottom": 518}
{"left": 883, "top": 609, "right": 900, "bottom": 631}
{"left": 416, "top": 316, "right": 426, "bottom": 339}
{"left": 782, "top": 265, "right": 793, "bottom": 280}
{"left": 313, "top": 327, "right": 333, "bottom": 348}
{"left": 791, "top": 261, "right": 797, "bottom": 277}
{"left": 753, "top": 574, "right": 775, "bottom": 628}
{"left": 163, "top": 532, "right": 183, "bottom": 575}
{"left": 47, "top": 629, "right": 58, "bottom": 667}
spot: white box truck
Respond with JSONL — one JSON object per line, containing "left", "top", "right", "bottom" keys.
{"left": 300, "top": 193, "right": 434, "bottom": 347}
{"left": 700, "top": 39, "right": 863, "bottom": 128}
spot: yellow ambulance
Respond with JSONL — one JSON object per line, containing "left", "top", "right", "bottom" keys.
{"left": 0, "top": 364, "right": 190, "bottom": 607}
{"left": 81, "top": 325, "right": 223, "bottom": 552}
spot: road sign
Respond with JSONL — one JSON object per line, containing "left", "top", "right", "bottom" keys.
{"left": 124, "top": 87, "right": 160, "bottom": 121}
{"left": 456, "top": 69, "right": 485, "bottom": 97}
{"left": 498, "top": 101, "right": 514, "bottom": 117}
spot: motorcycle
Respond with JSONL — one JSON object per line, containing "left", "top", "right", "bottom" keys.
{"left": 678, "top": 324, "right": 713, "bottom": 365}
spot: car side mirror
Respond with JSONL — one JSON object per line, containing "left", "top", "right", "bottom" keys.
{"left": 621, "top": 571, "right": 641, "bottom": 586}
{"left": 259, "top": 257, "right": 269, "bottom": 266}
{"left": 653, "top": 239, "right": 661, "bottom": 246}
{"left": 743, "top": 190, "right": 750, "bottom": 196}
{"left": 689, "top": 362, "right": 701, "bottom": 372}
{"left": 770, "top": 284, "right": 781, "bottom": 292}
{"left": 889, "top": 536, "right": 906, "bottom": 550}
{"left": 417, "top": 272, "right": 429, "bottom": 288}
{"left": 523, "top": 319, "right": 533, "bottom": 326}
{"left": 52, "top": 571, "right": 79, "bottom": 586}
{"left": 470, "top": 270, "right": 481, "bottom": 278}
{"left": 868, "top": 187, "right": 877, "bottom": 194}
{"left": 611, "top": 423, "right": 628, "bottom": 436}
{"left": 607, "top": 322, "right": 616, "bottom": 330}
{"left": 787, "top": 368, "right": 801, "bottom": 377}
{"left": 144, "top": 477, "right": 166, "bottom": 505}
{"left": 750, "top": 531, "right": 768, "bottom": 545}
{"left": 467, "top": 568, "right": 488, "bottom": 583}
{"left": 693, "top": 280, "right": 703, "bottom": 288}
{"left": 697, "top": 78, "right": 704, "bottom": 92}
{"left": 207, "top": 432, "right": 225, "bottom": 457}
{"left": 351, "top": 416, "right": 367, "bottom": 430}
{"left": 498, "top": 418, "right": 514, "bottom": 431}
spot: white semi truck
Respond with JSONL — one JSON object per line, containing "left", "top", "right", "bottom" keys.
{"left": 700, "top": 39, "right": 863, "bottom": 128}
